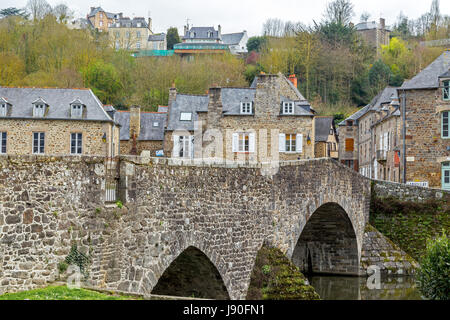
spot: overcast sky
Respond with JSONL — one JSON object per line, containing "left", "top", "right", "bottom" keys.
{"left": 2, "top": 0, "right": 449, "bottom": 37}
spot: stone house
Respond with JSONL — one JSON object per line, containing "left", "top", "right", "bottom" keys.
{"left": 0, "top": 87, "right": 120, "bottom": 157}
{"left": 314, "top": 116, "right": 338, "bottom": 159}
{"left": 163, "top": 73, "right": 316, "bottom": 162}
{"left": 109, "top": 17, "right": 165, "bottom": 51}
{"left": 355, "top": 18, "right": 390, "bottom": 55}
{"left": 398, "top": 50, "right": 450, "bottom": 189}
{"left": 87, "top": 7, "right": 122, "bottom": 32}
{"left": 113, "top": 106, "right": 167, "bottom": 156}
{"left": 174, "top": 25, "right": 249, "bottom": 56}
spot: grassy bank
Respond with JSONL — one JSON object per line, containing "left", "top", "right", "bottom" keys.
{"left": 246, "top": 245, "right": 320, "bottom": 300}
{"left": 0, "top": 285, "right": 141, "bottom": 300}
{"left": 370, "top": 196, "right": 450, "bottom": 261}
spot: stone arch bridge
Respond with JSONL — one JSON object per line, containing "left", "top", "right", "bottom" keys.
{"left": 0, "top": 155, "right": 411, "bottom": 300}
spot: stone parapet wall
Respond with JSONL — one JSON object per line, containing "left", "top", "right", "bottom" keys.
{"left": 372, "top": 179, "right": 450, "bottom": 202}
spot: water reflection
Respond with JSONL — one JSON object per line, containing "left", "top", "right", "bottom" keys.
{"left": 307, "top": 275, "right": 423, "bottom": 300}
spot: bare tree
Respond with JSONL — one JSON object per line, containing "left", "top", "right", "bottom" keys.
{"left": 262, "top": 18, "right": 285, "bottom": 37}
{"left": 52, "top": 3, "right": 73, "bottom": 23}
{"left": 324, "top": 0, "right": 354, "bottom": 26}
{"left": 26, "top": 0, "right": 52, "bottom": 21}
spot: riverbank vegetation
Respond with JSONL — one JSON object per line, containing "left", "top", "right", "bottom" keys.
{"left": 246, "top": 245, "right": 320, "bottom": 300}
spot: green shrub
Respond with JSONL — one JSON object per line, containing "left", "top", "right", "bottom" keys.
{"left": 116, "top": 200, "right": 123, "bottom": 209}
{"left": 58, "top": 261, "right": 68, "bottom": 274}
{"left": 417, "top": 232, "right": 450, "bottom": 300}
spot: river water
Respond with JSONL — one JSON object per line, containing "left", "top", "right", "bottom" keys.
{"left": 307, "top": 275, "right": 423, "bottom": 300}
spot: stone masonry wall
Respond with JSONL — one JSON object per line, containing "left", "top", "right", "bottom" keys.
{"left": 373, "top": 179, "right": 450, "bottom": 202}
{"left": 0, "top": 156, "right": 371, "bottom": 299}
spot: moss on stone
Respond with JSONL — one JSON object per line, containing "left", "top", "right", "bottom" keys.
{"left": 246, "top": 245, "right": 320, "bottom": 300}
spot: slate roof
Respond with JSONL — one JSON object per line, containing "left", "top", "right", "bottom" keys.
{"left": 339, "top": 87, "right": 399, "bottom": 125}
{"left": 183, "top": 27, "right": 221, "bottom": 40}
{"left": 167, "top": 94, "right": 209, "bottom": 131}
{"left": 439, "top": 69, "right": 450, "bottom": 78}
{"left": 221, "top": 88, "right": 255, "bottom": 115}
{"left": 110, "top": 17, "right": 148, "bottom": 28}
{"left": 0, "top": 87, "right": 113, "bottom": 122}
{"left": 315, "top": 117, "right": 334, "bottom": 142}
{"left": 87, "top": 7, "right": 119, "bottom": 19}
{"left": 148, "top": 33, "right": 166, "bottom": 41}
{"left": 355, "top": 21, "right": 389, "bottom": 31}
{"left": 114, "top": 111, "right": 167, "bottom": 141}
{"left": 401, "top": 51, "right": 450, "bottom": 90}
{"left": 222, "top": 32, "right": 245, "bottom": 45}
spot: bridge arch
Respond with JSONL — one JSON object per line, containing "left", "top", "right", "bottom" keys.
{"left": 151, "top": 245, "right": 230, "bottom": 299}
{"left": 291, "top": 202, "right": 360, "bottom": 275}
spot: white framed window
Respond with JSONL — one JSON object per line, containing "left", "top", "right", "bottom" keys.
{"left": 137, "top": 23, "right": 142, "bottom": 28}
{"left": 71, "top": 105, "right": 82, "bottom": 118}
{"left": 33, "top": 132, "right": 45, "bottom": 154}
{"left": 136, "top": 41, "right": 141, "bottom": 49}
{"left": 232, "top": 132, "right": 255, "bottom": 153}
{"left": 71, "top": 133, "right": 82, "bottom": 154}
{"left": 99, "top": 21, "right": 103, "bottom": 27}
{"left": 0, "top": 132, "right": 6, "bottom": 154}
{"left": 0, "top": 104, "right": 6, "bottom": 117}
{"left": 180, "top": 112, "right": 192, "bottom": 121}
{"left": 33, "top": 104, "right": 45, "bottom": 117}
{"left": 443, "top": 80, "right": 449, "bottom": 101}
{"left": 442, "top": 111, "right": 449, "bottom": 138}
{"left": 116, "top": 23, "right": 120, "bottom": 27}
{"left": 282, "top": 102, "right": 294, "bottom": 115}
{"left": 173, "top": 135, "right": 194, "bottom": 158}
{"left": 279, "top": 133, "right": 303, "bottom": 153}
{"left": 240, "top": 102, "right": 253, "bottom": 114}
{"left": 153, "top": 122, "right": 159, "bottom": 127}
{"left": 126, "top": 31, "right": 130, "bottom": 38}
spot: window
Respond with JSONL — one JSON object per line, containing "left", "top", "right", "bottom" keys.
{"left": 344, "top": 160, "right": 354, "bottom": 168}
{"left": 173, "top": 135, "right": 194, "bottom": 158}
{"left": 180, "top": 112, "right": 192, "bottom": 121}
{"left": 153, "top": 122, "right": 159, "bottom": 127}
{"left": 115, "top": 31, "right": 120, "bottom": 37}
{"left": 232, "top": 132, "right": 255, "bottom": 153}
{"left": 443, "top": 162, "right": 450, "bottom": 191}
{"left": 137, "top": 31, "right": 141, "bottom": 38}
{"left": 282, "top": 102, "right": 294, "bottom": 115}
{"left": 71, "top": 105, "right": 82, "bottom": 118}
{"left": 33, "top": 104, "right": 45, "bottom": 117}
{"left": 136, "top": 41, "right": 141, "bottom": 49}
{"left": 442, "top": 111, "right": 449, "bottom": 138}
{"left": 240, "top": 102, "right": 252, "bottom": 114}
{"left": 443, "top": 80, "right": 449, "bottom": 101}
{"left": 238, "top": 133, "right": 250, "bottom": 152}
{"left": 116, "top": 23, "right": 120, "bottom": 27}
{"left": 345, "top": 139, "right": 354, "bottom": 151}
{"left": 126, "top": 31, "right": 130, "bottom": 38}
{"left": 279, "top": 134, "right": 302, "bottom": 153}
{"left": 0, "top": 132, "right": 6, "bottom": 154}
{"left": 0, "top": 104, "right": 6, "bottom": 117}
{"left": 137, "top": 23, "right": 141, "bottom": 28}
{"left": 33, "top": 132, "right": 45, "bottom": 154}
{"left": 71, "top": 133, "right": 82, "bottom": 154}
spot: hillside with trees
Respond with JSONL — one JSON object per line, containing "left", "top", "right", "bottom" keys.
{"left": 0, "top": 0, "right": 448, "bottom": 115}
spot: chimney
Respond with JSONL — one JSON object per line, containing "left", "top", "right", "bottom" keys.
{"left": 288, "top": 74, "right": 298, "bottom": 88}
{"left": 218, "top": 25, "right": 222, "bottom": 37}
{"left": 148, "top": 17, "right": 152, "bottom": 32}
{"left": 184, "top": 25, "right": 189, "bottom": 36}
{"left": 380, "top": 18, "right": 385, "bottom": 29}
{"left": 207, "top": 87, "right": 222, "bottom": 128}
{"left": 129, "top": 106, "right": 141, "bottom": 142}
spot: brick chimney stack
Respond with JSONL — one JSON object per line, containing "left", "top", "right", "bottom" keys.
{"left": 129, "top": 106, "right": 141, "bottom": 141}
{"left": 207, "top": 87, "right": 223, "bottom": 128}
{"left": 380, "top": 18, "right": 385, "bottom": 30}
{"left": 288, "top": 74, "right": 298, "bottom": 88}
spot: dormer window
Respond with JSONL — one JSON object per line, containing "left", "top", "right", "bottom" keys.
{"left": 153, "top": 122, "right": 159, "bottom": 127}
{"left": 208, "top": 31, "right": 213, "bottom": 38}
{"left": 71, "top": 105, "right": 83, "bottom": 118}
{"left": 240, "top": 102, "right": 253, "bottom": 114}
{"left": 116, "top": 23, "right": 120, "bottom": 27}
{"left": 137, "top": 23, "right": 142, "bottom": 28}
{"left": 180, "top": 112, "right": 192, "bottom": 121}
{"left": 33, "top": 104, "right": 45, "bottom": 117}
{"left": 283, "top": 102, "right": 294, "bottom": 115}
{"left": 0, "top": 103, "right": 7, "bottom": 117}
{"left": 190, "top": 32, "right": 196, "bottom": 38}
{"left": 443, "top": 80, "right": 449, "bottom": 101}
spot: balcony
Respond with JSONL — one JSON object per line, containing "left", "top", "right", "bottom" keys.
{"left": 376, "top": 150, "right": 387, "bottom": 162}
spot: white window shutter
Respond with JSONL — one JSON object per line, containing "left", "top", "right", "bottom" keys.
{"left": 190, "top": 136, "right": 194, "bottom": 159}
{"left": 296, "top": 134, "right": 303, "bottom": 153}
{"left": 384, "top": 132, "right": 388, "bottom": 151}
{"left": 232, "top": 133, "right": 238, "bottom": 152}
{"left": 173, "top": 135, "right": 179, "bottom": 158}
{"left": 249, "top": 133, "right": 255, "bottom": 153}
{"left": 279, "top": 134, "right": 286, "bottom": 153}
